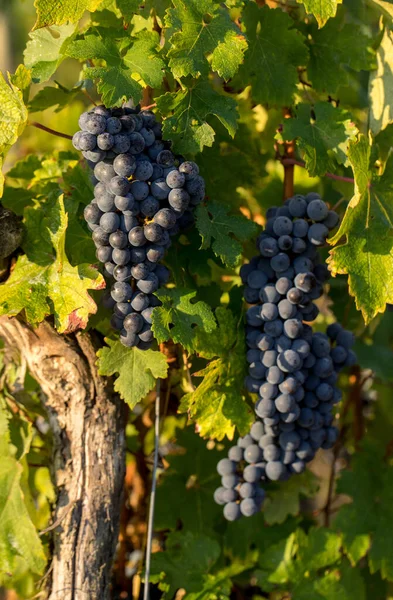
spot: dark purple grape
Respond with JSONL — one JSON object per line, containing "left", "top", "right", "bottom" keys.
{"left": 124, "top": 312, "right": 144, "bottom": 333}
{"left": 129, "top": 226, "right": 147, "bottom": 247}
{"left": 97, "top": 132, "right": 114, "bottom": 151}
{"left": 113, "top": 154, "right": 136, "bottom": 177}
{"left": 109, "top": 230, "right": 128, "bottom": 249}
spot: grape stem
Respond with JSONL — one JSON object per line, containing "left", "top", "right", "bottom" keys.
{"left": 141, "top": 102, "right": 157, "bottom": 110}
{"left": 29, "top": 121, "right": 73, "bottom": 140}
{"left": 281, "top": 158, "right": 355, "bottom": 184}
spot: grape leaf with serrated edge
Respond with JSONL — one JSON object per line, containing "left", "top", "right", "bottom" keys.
{"left": 66, "top": 30, "right": 164, "bottom": 107}
{"left": 179, "top": 307, "right": 253, "bottom": 441}
{"left": 166, "top": 0, "right": 247, "bottom": 80}
{"left": 29, "top": 84, "right": 83, "bottom": 113}
{"left": 0, "top": 69, "right": 28, "bottom": 197}
{"left": 297, "top": 0, "right": 343, "bottom": 28}
{"left": 33, "top": 0, "right": 104, "bottom": 29}
{"left": 96, "top": 339, "right": 168, "bottom": 408}
{"left": 24, "top": 23, "right": 75, "bottom": 82}
{"left": 0, "top": 196, "right": 104, "bottom": 333}
{"left": 116, "top": 0, "right": 140, "bottom": 23}
{"left": 369, "top": 28, "right": 393, "bottom": 136}
{"left": 156, "top": 80, "right": 238, "bottom": 154}
{"left": 238, "top": 4, "right": 308, "bottom": 106}
{"left": 149, "top": 531, "right": 221, "bottom": 595}
{"left": 196, "top": 202, "right": 258, "bottom": 268}
{"left": 256, "top": 528, "right": 343, "bottom": 592}
{"left": 150, "top": 529, "right": 254, "bottom": 598}
{"left": 328, "top": 135, "right": 393, "bottom": 323}
{"left": 307, "top": 20, "right": 375, "bottom": 94}
{"left": 151, "top": 288, "right": 216, "bottom": 352}
{"left": 279, "top": 102, "right": 358, "bottom": 177}
{"left": 0, "top": 399, "right": 46, "bottom": 577}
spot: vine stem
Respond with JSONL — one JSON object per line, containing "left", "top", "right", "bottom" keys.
{"left": 29, "top": 121, "right": 73, "bottom": 140}
{"left": 281, "top": 158, "right": 355, "bottom": 184}
{"left": 143, "top": 378, "right": 161, "bottom": 600}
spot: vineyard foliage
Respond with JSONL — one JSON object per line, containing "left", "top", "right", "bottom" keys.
{"left": 1, "top": 0, "right": 393, "bottom": 597}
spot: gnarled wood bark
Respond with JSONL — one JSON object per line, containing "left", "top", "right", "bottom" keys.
{"left": 0, "top": 318, "right": 126, "bottom": 600}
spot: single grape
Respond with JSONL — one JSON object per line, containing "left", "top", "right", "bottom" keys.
{"left": 97, "top": 132, "right": 114, "bottom": 151}
{"left": 307, "top": 199, "right": 329, "bottom": 222}
{"left": 100, "top": 212, "right": 120, "bottom": 233}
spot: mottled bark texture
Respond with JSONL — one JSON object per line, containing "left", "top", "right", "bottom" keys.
{"left": 0, "top": 317, "right": 126, "bottom": 600}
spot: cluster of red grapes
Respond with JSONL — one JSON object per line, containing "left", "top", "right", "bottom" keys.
{"left": 72, "top": 105, "right": 205, "bottom": 349}
{"left": 214, "top": 193, "right": 356, "bottom": 520}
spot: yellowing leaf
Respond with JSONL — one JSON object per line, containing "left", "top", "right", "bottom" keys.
{"left": 97, "top": 339, "right": 168, "bottom": 408}
{"left": 328, "top": 135, "right": 393, "bottom": 323}
{"left": 297, "top": 0, "right": 343, "bottom": 28}
{"left": 369, "top": 28, "right": 393, "bottom": 136}
{"left": 33, "top": 0, "right": 104, "bottom": 29}
{"left": 0, "top": 196, "right": 104, "bottom": 332}
{"left": 0, "top": 458, "right": 47, "bottom": 576}
{"left": 0, "top": 69, "right": 29, "bottom": 197}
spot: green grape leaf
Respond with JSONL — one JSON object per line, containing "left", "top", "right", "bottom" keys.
{"left": 0, "top": 196, "right": 104, "bottom": 332}
{"left": 116, "top": 0, "right": 140, "bottom": 23}
{"left": 24, "top": 23, "right": 75, "bottom": 82}
{"left": 9, "top": 65, "right": 31, "bottom": 105}
{"left": 33, "top": 0, "right": 104, "bottom": 29}
{"left": 150, "top": 531, "right": 220, "bottom": 595}
{"left": 297, "top": 0, "right": 342, "bottom": 27}
{"left": 239, "top": 4, "right": 308, "bottom": 106}
{"left": 307, "top": 20, "right": 376, "bottom": 94}
{"left": 156, "top": 80, "right": 238, "bottom": 154}
{"left": 258, "top": 528, "right": 342, "bottom": 590}
{"left": 328, "top": 135, "right": 393, "bottom": 323}
{"left": 122, "top": 31, "right": 166, "bottom": 88}
{"left": 196, "top": 202, "right": 257, "bottom": 268}
{"left": 279, "top": 102, "right": 357, "bottom": 177}
{"left": 185, "top": 560, "right": 255, "bottom": 600}
{"left": 85, "top": 66, "right": 142, "bottom": 107}
{"left": 150, "top": 529, "right": 252, "bottom": 598}
{"left": 155, "top": 427, "right": 223, "bottom": 533}
{"left": 179, "top": 307, "right": 253, "bottom": 440}
{"left": 96, "top": 339, "right": 168, "bottom": 409}
{"left": 166, "top": 0, "right": 247, "bottom": 80}
{"left": 29, "top": 83, "right": 82, "bottom": 113}
{"left": 67, "top": 31, "right": 164, "bottom": 106}
{"left": 263, "top": 471, "right": 318, "bottom": 525}
{"left": 0, "top": 400, "right": 46, "bottom": 577}
{"left": 312, "top": 562, "right": 366, "bottom": 600}
{"left": 0, "top": 458, "right": 47, "bottom": 576}
{"left": 151, "top": 288, "right": 216, "bottom": 352}
{"left": 335, "top": 442, "right": 393, "bottom": 578}
{"left": 0, "top": 69, "right": 29, "bottom": 197}
{"left": 369, "top": 28, "right": 393, "bottom": 136}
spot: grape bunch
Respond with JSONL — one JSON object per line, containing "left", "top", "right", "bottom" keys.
{"left": 73, "top": 105, "right": 205, "bottom": 349}
{"left": 214, "top": 193, "right": 357, "bottom": 521}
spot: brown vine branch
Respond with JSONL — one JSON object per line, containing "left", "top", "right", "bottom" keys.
{"left": 281, "top": 158, "right": 355, "bottom": 184}
{"left": 29, "top": 121, "right": 73, "bottom": 140}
